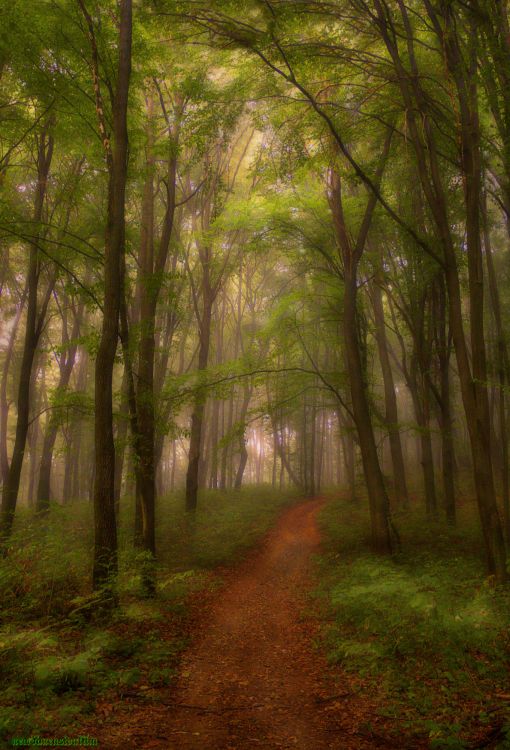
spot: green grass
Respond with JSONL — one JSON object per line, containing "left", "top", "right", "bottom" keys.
{"left": 153, "top": 485, "right": 299, "bottom": 569}
{"left": 0, "top": 486, "right": 298, "bottom": 743}
{"left": 315, "top": 493, "right": 510, "bottom": 749}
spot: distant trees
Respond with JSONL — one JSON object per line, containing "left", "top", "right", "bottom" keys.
{"left": 2, "top": 0, "right": 510, "bottom": 590}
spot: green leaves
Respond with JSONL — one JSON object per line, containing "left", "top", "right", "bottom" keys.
{"left": 317, "top": 494, "right": 510, "bottom": 746}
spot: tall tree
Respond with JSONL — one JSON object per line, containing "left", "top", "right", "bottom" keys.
{"left": 0, "top": 120, "right": 55, "bottom": 541}
{"left": 78, "top": 0, "right": 133, "bottom": 590}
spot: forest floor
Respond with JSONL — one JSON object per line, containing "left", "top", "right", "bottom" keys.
{"left": 78, "top": 497, "right": 424, "bottom": 749}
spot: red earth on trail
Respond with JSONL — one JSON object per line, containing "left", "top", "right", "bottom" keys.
{"left": 83, "top": 498, "right": 425, "bottom": 749}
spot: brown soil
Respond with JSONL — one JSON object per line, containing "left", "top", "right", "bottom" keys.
{"left": 84, "top": 498, "right": 424, "bottom": 749}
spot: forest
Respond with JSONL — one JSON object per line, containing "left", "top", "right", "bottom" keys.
{"left": 2, "top": 0, "right": 510, "bottom": 748}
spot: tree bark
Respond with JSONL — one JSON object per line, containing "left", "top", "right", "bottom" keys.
{"left": 370, "top": 277, "right": 409, "bottom": 508}
{"left": 36, "top": 294, "right": 84, "bottom": 513}
{"left": 90, "top": 0, "right": 132, "bottom": 590}
{"left": 328, "top": 137, "right": 393, "bottom": 554}
{"left": 375, "top": 0, "right": 506, "bottom": 578}
{"left": 185, "top": 293, "right": 213, "bottom": 511}
{"left": 483, "top": 193, "right": 510, "bottom": 540}
{"left": 0, "top": 286, "right": 26, "bottom": 485}
{"left": 0, "top": 123, "right": 54, "bottom": 542}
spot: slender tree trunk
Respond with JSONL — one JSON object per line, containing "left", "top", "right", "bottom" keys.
{"left": 272, "top": 431, "right": 278, "bottom": 488}
{"left": 371, "top": 278, "right": 409, "bottom": 507}
{"left": 328, "top": 155, "right": 393, "bottom": 553}
{"left": 316, "top": 409, "right": 325, "bottom": 493}
{"left": 36, "top": 297, "right": 83, "bottom": 513}
{"left": 380, "top": 0, "right": 506, "bottom": 578}
{"left": 309, "top": 394, "right": 316, "bottom": 496}
{"left": 185, "top": 296, "right": 213, "bottom": 511}
{"left": 435, "top": 279, "right": 456, "bottom": 523}
{"left": 234, "top": 381, "right": 252, "bottom": 489}
{"left": 209, "top": 301, "right": 224, "bottom": 489}
{"left": 408, "top": 369, "right": 438, "bottom": 517}
{"left": 344, "top": 268, "right": 392, "bottom": 551}
{"left": 69, "top": 348, "right": 88, "bottom": 503}
{"left": 0, "top": 288, "right": 26, "bottom": 485}
{"left": 484, "top": 195, "right": 510, "bottom": 540}
{"left": 91, "top": 0, "right": 132, "bottom": 590}
{"left": 0, "top": 124, "right": 54, "bottom": 542}
{"left": 27, "top": 352, "right": 46, "bottom": 508}
{"left": 136, "top": 95, "right": 157, "bottom": 570}
{"left": 62, "top": 434, "right": 74, "bottom": 505}
{"left": 114, "top": 370, "right": 129, "bottom": 518}
{"left": 170, "top": 440, "right": 177, "bottom": 492}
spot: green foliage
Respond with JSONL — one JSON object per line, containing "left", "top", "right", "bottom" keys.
{"left": 0, "top": 487, "right": 297, "bottom": 741}
{"left": 46, "top": 387, "right": 93, "bottom": 429}
{"left": 135, "top": 486, "right": 299, "bottom": 570}
{"left": 316, "top": 494, "right": 510, "bottom": 746}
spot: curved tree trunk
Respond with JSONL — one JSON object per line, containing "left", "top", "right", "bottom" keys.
{"left": 328, "top": 136, "right": 393, "bottom": 554}
{"left": 0, "top": 124, "right": 54, "bottom": 542}
{"left": 234, "top": 381, "right": 252, "bottom": 489}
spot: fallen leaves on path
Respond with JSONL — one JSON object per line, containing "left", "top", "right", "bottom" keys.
{"left": 78, "top": 499, "right": 427, "bottom": 749}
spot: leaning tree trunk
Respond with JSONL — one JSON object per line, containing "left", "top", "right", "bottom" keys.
{"left": 0, "top": 125, "right": 54, "bottom": 542}
{"left": 328, "top": 141, "right": 393, "bottom": 554}
{"left": 0, "top": 287, "right": 26, "bottom": 485}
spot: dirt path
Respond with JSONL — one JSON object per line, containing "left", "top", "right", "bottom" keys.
{"left": 169, "top": 497, "right": 331, "bottom": 749}
{"left": 152, "top": 497, "right": 390, "bottom": 750}
{"left": 88, "top": 498, "right": 421, "bottom": 749}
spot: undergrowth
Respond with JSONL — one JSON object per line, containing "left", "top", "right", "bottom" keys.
{"left": 0, "top": 486, "right": 297, "bottom": 743}
{"left": 315, "top": 493, "right": 510, "bottom": 749}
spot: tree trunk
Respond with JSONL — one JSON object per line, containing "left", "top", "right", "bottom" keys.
{"left": 381, "top": 0, "right": 507, "bottom": 578}
{"left": 114, "top": 369, "right": 129, "bottom": 518}
{"left": 234, "top": 381, "right": 253, "bottom": 489}
{"left": 185, "top": 295, "right": 213, "bottom": 511}
{"left": 328, "top": 153, "right": 393, "bottom": 554}
{"left": 0, "top": 287, "right": 26, "bottom": 485}
{"left": 483, "top": 194, "right": 510, "bottom": 540}
{"left": 91, "top": 0, "right": 132, "bottom": 590}
{"left": 0, "top": 124, "right": 54, "bottom": 542}
{"left": 36, "top": 296, "right": 83, "bottom": 513}
{"left": 371, "top": 278, "right": 409, "bottom": 507}
{"left": 344, "top": 267, "right": 392, "bottom": 552}
{"left": 135, "top": 94, "right": 157, "bottom": 574}
{"left": 435, "top": 279, "right": 456, "bottom": 523}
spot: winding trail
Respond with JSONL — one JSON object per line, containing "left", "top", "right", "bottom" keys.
{"left": 88, "top": 498, "right": 421, "bottom": 748}
{"left": 169, "top": 497, "right": 331, "bottom": 749}
{"left": 154, "top": 497, "right": 391, "bottom": 750}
